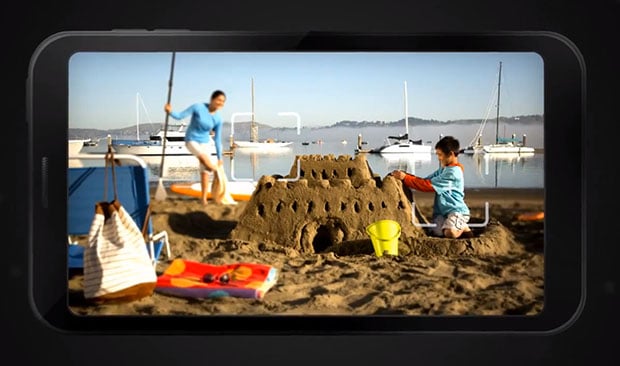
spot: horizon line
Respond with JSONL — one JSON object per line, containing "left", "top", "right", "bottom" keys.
{"left": 70, "top": 113, "right": 544, "bottom": 130}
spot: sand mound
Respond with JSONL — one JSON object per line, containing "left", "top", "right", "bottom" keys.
{"left": 231, "top": 155, "right": 425, "bottom": 253}
{"left": 69, "top": 189, "right": 543, "bottom": 316}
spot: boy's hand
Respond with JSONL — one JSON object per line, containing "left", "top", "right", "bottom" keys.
{"left": 218, "top": 159, "right": 224, "bottom": 167}
{"left": 391, "top": 170, "right": 407, "bottom": 180}
{"left": 164, "top": 104, "right": 172, "bottom": 114}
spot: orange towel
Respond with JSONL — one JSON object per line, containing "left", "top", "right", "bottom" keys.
{"left": 155, "top": 259, "right": 278, "bottom": 299}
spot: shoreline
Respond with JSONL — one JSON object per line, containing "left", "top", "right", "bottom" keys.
{"left": 156, "top": 186, "right": 544, "bottom": 206}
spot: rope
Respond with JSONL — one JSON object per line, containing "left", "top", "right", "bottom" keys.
{"left": 141, "top": 204, "right": 152, "bottom": 241}
{"left": 103, "top": 145, "right": 118, "bottom": 202}
{"left": 467, "top": 77, "right": 499, "bottom": 147}
{"left": 137, "top": 92, "right": 154, "bottom": 124}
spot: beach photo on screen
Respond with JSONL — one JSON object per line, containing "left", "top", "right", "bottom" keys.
{"left": 66, "top": 52, "right": 544, "bottom": 316}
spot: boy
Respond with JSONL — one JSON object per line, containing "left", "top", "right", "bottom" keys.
{"left": 391, "top": 136, "right": 473, "bottom": 239}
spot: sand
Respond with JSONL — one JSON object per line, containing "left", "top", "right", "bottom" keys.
{"left": 68, "top": 187, "right": 544, "bottom": 316}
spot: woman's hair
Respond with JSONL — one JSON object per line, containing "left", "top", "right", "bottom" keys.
{"left": 435, "top": 136, "right": 460, "bottom": 156}
{"left": 211, "top": 90, "right": 226, "bottom": 100}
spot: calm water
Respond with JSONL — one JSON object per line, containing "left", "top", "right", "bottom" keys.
{"left": 222, "top": 143, "right": 543, "bottom": 189}
{"left": 80, "top": 135, "right": 544, "bottom": 189}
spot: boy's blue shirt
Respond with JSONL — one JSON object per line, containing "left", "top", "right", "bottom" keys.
{"left": 425, "top": 164, "right": 470, "bottom": 218}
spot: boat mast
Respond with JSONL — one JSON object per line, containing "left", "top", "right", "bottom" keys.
{"left": 250, "top": 77, "right": 258, "bottom": 143}
{"left": 136, "top": 92, "right": 140, "bottom": 140}
{"left": 404, "top": 81, "right": 409, "bottom": 136}
{"left": 495, "top": 61, "right": 502, "bottom": 144}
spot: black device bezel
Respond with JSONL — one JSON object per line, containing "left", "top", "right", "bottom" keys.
{"left": 27, "top": 31, "right": 585, "bottom": 334}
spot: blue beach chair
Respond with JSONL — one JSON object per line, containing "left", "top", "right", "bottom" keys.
{"left": 68, "top": 154, "right": 171, "bottom": 269}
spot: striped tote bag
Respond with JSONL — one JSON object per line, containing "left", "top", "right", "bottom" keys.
{"left": 82, "top": 199, "right": 157, "bottom": 303}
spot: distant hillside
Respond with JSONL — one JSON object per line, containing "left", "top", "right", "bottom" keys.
{"left": 323, "top": 114, "right": 543, "bottom": 129}
{"left": 443, "top": 114, "right": 543, "bottom": 125}
{"left": 227, "top": 121, "right": 272, "bottom": 130}
{"left": 69, "top": 115, "right": 543, "bottom": 139}
{"left": 69, "top": 121, "right": 271, "bottom": 139}
{"left": 69, "top": 123, "right": 162, "bottom": 139}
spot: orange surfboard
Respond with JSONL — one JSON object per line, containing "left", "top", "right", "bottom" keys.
{"left": 516, "top": 211, "right": 544, "bottom": 221}
{"left": 170, "top": 181, "right": 257, "bottom": 201}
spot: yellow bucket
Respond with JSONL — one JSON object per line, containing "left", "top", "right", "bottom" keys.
{"left": 365, "top": 220, "right": 401, "bottom": 257}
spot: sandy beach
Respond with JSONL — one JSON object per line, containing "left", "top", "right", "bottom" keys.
{"left": 68, "top": 186, "right": 544, "bottom": 316}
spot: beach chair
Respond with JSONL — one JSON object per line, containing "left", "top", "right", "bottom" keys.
{"left": 67, "top": 154, "right": 171, "bottom": 269}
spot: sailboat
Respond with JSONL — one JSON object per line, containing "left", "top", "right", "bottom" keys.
{"left": 461, "top": 80, "right": 498, "bottom": 154}
{"left": 112, "top": 93, "right": 216, "bottom": 156}
{"left": 481, "top": 62, "right": 535, "bottom": 154}
{"left": 233, "top": 77, "right": 293, "bottom": 150}
{"left": 368, "top": 81, "right": 431, "bottom": 154}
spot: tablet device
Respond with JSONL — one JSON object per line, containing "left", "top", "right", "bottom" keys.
{"left": 27, "top": 31, "right": 584, "bottom": 333}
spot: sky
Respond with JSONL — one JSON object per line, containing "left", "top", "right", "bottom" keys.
{"left": 69, "top": 52, "right": 543, "bottom": 129}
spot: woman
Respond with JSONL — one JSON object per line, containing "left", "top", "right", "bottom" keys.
{"left": 165, "top": 90, "right": 226, "bottom": 205}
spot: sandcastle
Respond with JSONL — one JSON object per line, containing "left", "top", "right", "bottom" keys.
{"left": 229, "top": 153, "right": 520, "bottom": 257}
{"left": 230, "top": 154, "right": 425, "bottom": 254}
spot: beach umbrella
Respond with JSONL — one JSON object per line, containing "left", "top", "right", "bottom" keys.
{"left": 155, "top": 52, "right": 176, "bottom": 201}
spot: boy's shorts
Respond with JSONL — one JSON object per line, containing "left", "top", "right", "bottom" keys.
{"left": 431, "top": 212, "right": 470, "bottom": 237}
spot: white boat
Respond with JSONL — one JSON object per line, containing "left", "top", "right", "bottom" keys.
{"left": 112, "top": 124, "right": 217, "bottom": 156}
{"left": 460, "top": 132, "right": 485, "bottom": 155}
{"left": 111, "top": 93, "right": 217, "bottom": 156}
{"left": 481, "top": 62, "right": 536, "bottom": 155}
{"left": 461, "top": 145, "right": 484, "bottom": 154}
{"left": 233, "top": 140, "right": 293, "bottom": 149}
{"left": 372, "top": 137, "right": 432, "bottom": 153}
{"left": 233, "top": 77, "right": 294, "bottom": 151}
{"left": 112, "top": 142, "right": 194, "bottom": 156}
{"left": 68, "top": 139, "right": 87, "bottom": 157}
{"left": 482, "top": 143, "right": 535, "bottom": 154}
{"left": 368, "top": 81, "right": 432, "bottom": 154}
{"left": 82, "top": 138, "right": 98, "bottom": 147}
{"left": 341, "top": 140, "right": 348, "bottom": 145}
